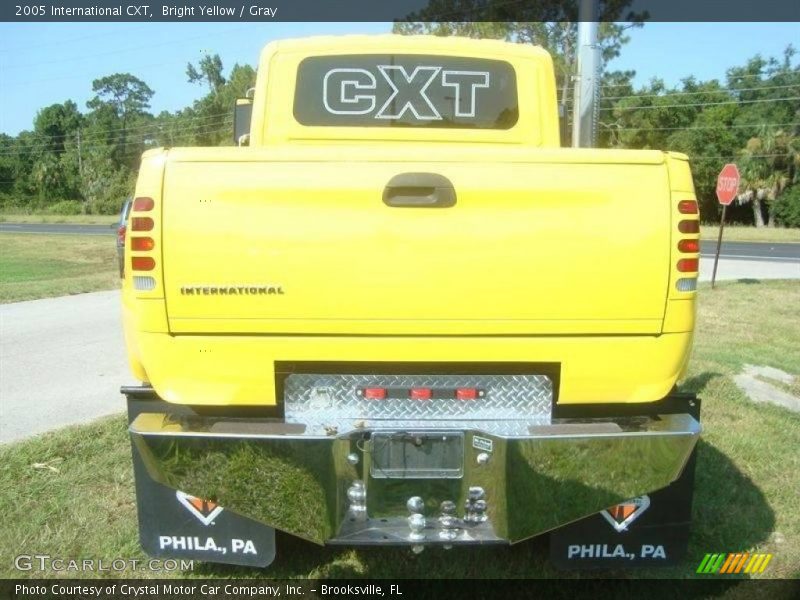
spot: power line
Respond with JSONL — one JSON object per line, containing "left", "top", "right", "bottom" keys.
{"left": 605, "top": 121, "right": 797, "bottom": 132}
{"left": 0, "top": 120, "right": 234, "bottom": 156}
{"left": 601, "top": 96, "right": 800, "bottom": 111}
{"left": 2, "top": 26, "right": 252, "bottom": 71}
{"left": 597, "top": 71, "right": 795, "bottom": 89}
{"left": 601, "top": 83, "right": 800, "bottom": 101}
{"left": 691, "top": 153, "right": 792, "bottom": 160}
{"left": 2, "top": 112, "right": 234, "bottom": 151}
{"left": 557, "top": 80, "right": 799, "bottom": 103}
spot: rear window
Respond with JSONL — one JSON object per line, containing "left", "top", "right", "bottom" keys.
{"left": 293, "top": 54, "right": 518, "bottom": 129}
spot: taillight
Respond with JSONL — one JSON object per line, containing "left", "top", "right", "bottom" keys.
{"left": 678, "top": 239, "right": 700, "bottom": 253}
{"left": 363, "top": 387, "right": 386, "bottom": 400}
{"left": 130, "top": 237, "right": 155, "bottom": 251}
{"left": 678, "top": 220, "right": 699, "bottom": 234}
{"left": 131, "top": 217, "right": 154, "bottom": 231}
{"left": 677, "top": 258, "right": 698, "bottom": 272}
{"left": 132, "top": 196, "right": 154, "bottom": 211}
{"left": 410, "top": 388, "right": 432, "bottom": 400}
{"left": 116, "top": 224, "right": 126, "bottom": 247}
{"left": 678, "top": 200, "right": 698, "bottom": 214}
{"left": 131, "top": 256, "right": 155, "bottom": 271}
{"left": 456, "top": 387, "right": 478, "bottom": 400}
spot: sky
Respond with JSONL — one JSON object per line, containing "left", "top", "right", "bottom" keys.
{"left": 0, "top": 21, "right": 797, "bottom": 136}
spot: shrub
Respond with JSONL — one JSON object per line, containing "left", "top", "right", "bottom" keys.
{"left": 772, "top": 186, "right": 800, "bottom": 228}
{"left": 46, "top": 199, "right": 85, "bottom": 215}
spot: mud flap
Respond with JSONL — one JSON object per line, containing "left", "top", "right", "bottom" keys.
{"left": 549, "top": 448, "right": 697, "bottom": 569}
{"left": 129, "top": 412, "right": 276, "bottom": 568}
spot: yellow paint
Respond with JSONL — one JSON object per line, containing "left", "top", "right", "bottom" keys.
{"left": 123, "top": 35, "right": 697, "bottom": 406}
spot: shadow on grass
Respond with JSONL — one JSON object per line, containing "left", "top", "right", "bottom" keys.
{"left": 679, "top": 371, "right": 722, "bottom": 395}
{"left": 689, "top": 440, "right": 775, "bottom": 564}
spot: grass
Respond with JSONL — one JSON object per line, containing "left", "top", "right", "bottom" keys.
{"left": 700, "top": 225, "right": 800, "bottom": 243}
{"left": 0, "top": 213, "right": 118, "bottom": 225}
{"left": 0, "top": 233, "right": 119, "bottom": 303}
{"left": 0, "top": 281, "right": 798, "bottom": 580}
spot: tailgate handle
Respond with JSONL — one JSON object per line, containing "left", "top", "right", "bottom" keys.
{"left": 383, "top": 172, "right": 456, "bottom": 208}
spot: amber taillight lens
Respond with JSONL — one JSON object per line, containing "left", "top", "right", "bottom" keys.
{"left": 131, "top": 256, "right": 155, "bottom": 271}
{"left": 131, "top": 237, "right": 155, "bottom": 251}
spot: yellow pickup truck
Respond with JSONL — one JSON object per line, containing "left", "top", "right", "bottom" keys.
{"left": 122, "top": 35, "right": 701, "bottom": 570}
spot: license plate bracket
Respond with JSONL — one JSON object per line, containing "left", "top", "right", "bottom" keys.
{"left": 369, "top": 432, "right": 464, "bottom": 479}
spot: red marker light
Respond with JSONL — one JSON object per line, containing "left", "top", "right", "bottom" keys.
{"left": 410, "top": 388, "right": 432, "bottom": 400}
{"left": 131, "top": 256, "right": 155, "bottom": 271}
{"left": 678, "top": 239, "right": 700, "bottom": 253}
{"left": 363, "top": 387, "right": 386, "bottom": 400}
{"left": 677, "top": 258, "right": 699, "bottom": 272}
{"left": 678, "top": 220, "right": 699, "bottom": 234}
{"left": 456, "top": 387, "right": 478, "bottom": 400}
{"left": 132, "top": 197, "right": 154, "bottom": 211}
{"left": 678, "top": 200, "right": 698, "bottom": 214}
{"left": 131, "top": 237, "right": 155, "bottom": 251}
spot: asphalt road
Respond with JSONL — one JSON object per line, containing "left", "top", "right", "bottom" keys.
{"left": 2, "top": 223, "right": 799, "bottom": 262}
{"left": 0, "top": 290, "right": 133, "bottom": 444}
{"left": 699, "top": 240, "right": 800, "bottom": 262}
{"left": 0, "top": 222, "right": 115, "bottom": 236}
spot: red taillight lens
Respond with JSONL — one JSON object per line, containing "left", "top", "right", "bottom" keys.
{"left": 132, "top": 197, "right": 154, "bottom": 211}
{"left": 677, "top": 258, "right": 698, "bottom": 272}
{"left": 363, "top": 387, "right": 386, "bottom": 400}
{"left": 116, "top": 225, "right": 126, "bottom": 246}
{"left": 678, "top": 200, "right": 698, "bottom": 214}
{"left": 678, "top": 239, "right": 700, "bottom": 253}
{"left": 131, "top": 237, "right": 155, "bottom": 251}
{"left": 131, "top": 256, "right": 155, "bottom": 271}
{"left": 410, "top": 387, "right": 432, "bottom": 400}
{"left": 678, "top": 220, "right": 699, "bottom": 234}
{"left": 456, "top": 387, "right": 478, "bottom": 400}
{"left": 131, "top": 217, "right": 154, "bottom": 231}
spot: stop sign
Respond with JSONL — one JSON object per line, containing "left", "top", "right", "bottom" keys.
{"left": 716, "top": 163, "right": 740, "bottom": 206}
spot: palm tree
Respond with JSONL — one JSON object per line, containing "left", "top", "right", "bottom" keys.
{"left": 737, "top": 128, "right": 798, "bottom": 227}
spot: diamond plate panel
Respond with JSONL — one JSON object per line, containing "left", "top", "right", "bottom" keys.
{"left": 284, "top": 374, "right": 552, "bottom": 435}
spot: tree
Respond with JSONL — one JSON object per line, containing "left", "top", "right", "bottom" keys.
{"left": 158, "top": 59, "right": 255, "bottom": 148}
{"left": 187, "top": 53, "right": 226, "bottom": 95}
{"left": 87, "top": 73, "right": 155, "bottom": 168}
{"left": 33, "top": 101, "right": 82, "bottom": 154}
{"left": 738, "top": 128, "right": 799, "bottom": 227}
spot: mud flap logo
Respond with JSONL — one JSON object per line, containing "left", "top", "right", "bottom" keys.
{"left": 176, "top": 491, "right": 223, "bottom": 526}
{"left": 601, "top": 495, "right": 650, "bottom": 532}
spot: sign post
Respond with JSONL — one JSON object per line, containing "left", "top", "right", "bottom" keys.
{"left": 712, "top": 163, "right": 740, "bottom": 289}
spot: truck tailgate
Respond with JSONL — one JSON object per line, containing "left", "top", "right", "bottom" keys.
{"left": 161, "top": 148, "right": 670, "bottom": 335}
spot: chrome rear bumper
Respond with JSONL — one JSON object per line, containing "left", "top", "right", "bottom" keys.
{"left": 129, "top": 411, "right": 700, "bottom": 546}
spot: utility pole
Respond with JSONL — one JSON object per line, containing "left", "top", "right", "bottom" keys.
{"left": 572, "top": 0, "right": 601, "bottom": 148}
{"left": 76, "top": 129, "right": 83, "bottom": 177}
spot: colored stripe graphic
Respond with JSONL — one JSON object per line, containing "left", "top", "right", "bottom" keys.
{"left": 697, "top": 552, "right": 773, "bottom": 574}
